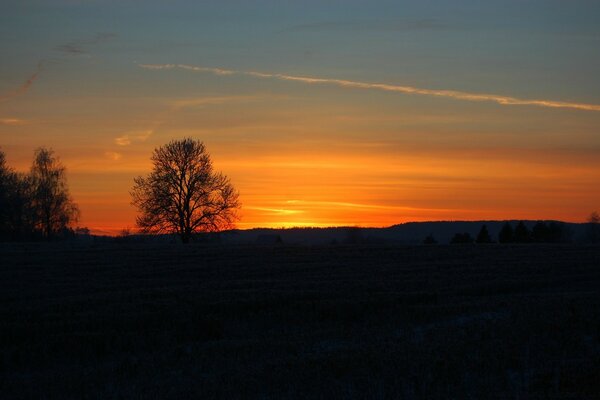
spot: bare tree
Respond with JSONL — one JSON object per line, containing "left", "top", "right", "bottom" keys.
{"left": 131, "top": 138, "right": 240, "bottom": 243}
{"left": 29, "top": 148, "right": 79, "bottom": 239}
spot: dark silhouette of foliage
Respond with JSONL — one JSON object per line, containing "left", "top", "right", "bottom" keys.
{"left": 498, "top": 222, "right": 514, "bottom": 243}
{"left": 586, "top": 211, "right": 600, "bottom": 243}
{"left": 514, "top": 221, "right": 531, "bottom": 243}
{"left": 475, "top": 225, "right": 493, "bottom": 244}
{"left": 29, "top": 148, "right": 79, "bottom": 239}
{"left": 131, "top": 138, "right": 240, "bottom": 243}
{"left": 0, "top": 150, "right": 13, "bottom": 239}
{"left": 423, "top": 234, "right": 437, "bottom": 245}
{"left": 531, "top": 221, "right": 550, "bottom": 243}
{"left": 0, "top": 148, "right": 78, "bottom": 241}
{"left": 547, "top": 222, "right": 565, "bottom": 243}
{"left": 6, "top": 174, "right": 36, "bottom": 240}
{"left": 450, "top": 232, "right": 473, "bottom": 244}
{"left": 529, "top": 221, "right": 570, "bottom": 243}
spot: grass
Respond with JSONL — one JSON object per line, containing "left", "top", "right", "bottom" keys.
{"left": 1, "top": 242, "right": 599, "bottom": 399}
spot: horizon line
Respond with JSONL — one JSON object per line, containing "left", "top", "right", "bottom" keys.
{"left": 88, "top": 218, "right": 585, "bottom": 237}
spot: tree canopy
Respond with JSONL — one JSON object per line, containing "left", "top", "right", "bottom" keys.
{"left": 0, "top": 147, "right": 79, "bottom": 240}
{"left": 131, "top": 138, "right": 240, "bottom": 243}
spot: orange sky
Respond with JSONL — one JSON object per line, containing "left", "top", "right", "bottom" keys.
{"left": 2, "top": 85, "right": 600, "bottom": 235}
{"left": 2, "top": 2, "right": 600, "bottom": 234}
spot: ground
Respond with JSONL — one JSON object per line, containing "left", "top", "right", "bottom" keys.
{"left": 1, "top": 242, "right": 600, "bottom": 399}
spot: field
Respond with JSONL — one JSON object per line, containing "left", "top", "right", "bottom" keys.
{"left": 1, "top": 242, "right": 600, "bottom": 399}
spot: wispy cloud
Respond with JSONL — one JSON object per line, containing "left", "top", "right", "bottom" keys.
{"left": 0, "top": 62, "right": 45, "bottom": 103}
{"left": 55, "top": 32, "right": 117, "bottom": 56}
{"left": 109, "top": 95, "right": 259, "bottom": 153}
{"left": 139, "top": 63, "right": 600, "bottom": 112}
{"left": 170, "top": 95, "right": 259, "bottom": 109}
{"left": 0, "top": 118, "right": 27, "bottom": 126}
{"left": 1, "top": 33, "right": 117, "bottom": 104}
{"left": 140, "top": 63, "right": 234, "bottom": 76}
{"left": 114, "top": 130, "right": 152, "bottom": 146}
{"left": 104, "top": 151, "right": 122, "bottom": 161}
{"left": 285, "top": 200, "right": 459, "bottom": 213}
{"left": 244, "top": 206, "right": 303, "bottom": 216}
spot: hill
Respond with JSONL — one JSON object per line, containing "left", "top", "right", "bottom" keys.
{"left": 215, "top": 220, "right": 587, "bottom": 245}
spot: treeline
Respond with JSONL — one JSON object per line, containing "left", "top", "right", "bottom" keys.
{"left": 0, "top": 148, "right": 79, "bottom": 241}
{"left": 437, "top": 221, "right": 577, "bottom": 245}
{"left": 497, "top": 221, "right": 569, "bottom": 243}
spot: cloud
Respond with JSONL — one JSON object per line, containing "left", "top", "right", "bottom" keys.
{"left": 170, "top": 95, "right": 259, "bottom": 110}
{"left": 244, "top": 206, "right": 303, "bottom": 216}
{"left": 139, "top": 63, "right": 600, "bottom": 113}
{"left": 285, "top": 200, "right": 458, "bottom": 213}
{"left": 0, "top": 62, "right": 44, "bottom": 103}
{"left": 104, "top": 151, "right": 122, "bottom": 161}
{"left": 114, "top": 130, "right": 152, "bottom": 146}
{"left": 0, "top": 118, "right": 27, "bottom": 126}
{"left": 55, "top": 32, "right": 117, "bottom": 55}
{"left": 1, "top": 33, "right": 116, "bottom": 104}
{"left": 140, "top": 63, "right": 234, "bottom": 75}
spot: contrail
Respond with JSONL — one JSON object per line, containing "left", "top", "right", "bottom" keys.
{"left": 0, "top": 62, "right": 44, "bottom": 103}
{"left": 139, "top": 63, "right": 600, "bottom": 112}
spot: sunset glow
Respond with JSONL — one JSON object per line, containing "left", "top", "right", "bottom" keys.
{"left": 2, "top": 1, "right": 599, "bottom": 234}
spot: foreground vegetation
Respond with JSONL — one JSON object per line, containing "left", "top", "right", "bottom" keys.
{"left": 1, "top": 243, "right": 599, "bottom": 399}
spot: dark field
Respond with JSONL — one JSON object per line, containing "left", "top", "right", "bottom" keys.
{"left": 1, "top": 243, "right": 600, "bottom": 399}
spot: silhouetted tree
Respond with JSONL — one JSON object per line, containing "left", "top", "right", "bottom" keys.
{"left": 423, "top": 234, "right": 437, "bottom": 245}
{"left": 1, "top": 150, "right": 36, "bottom": 240}
{"left": 547, "top": 222, "right": 566, "bottom": 243}
{"left": 586, "top": 211, "right": 600, "bottom": 243}
{"left": 29, "top": 148, "right": 79, "bottom": 239}
{"left": 475, "top": 225, "right": 493, "bottom": 244}
{"left": 513, "top": 221, "right": 531, "bottom": 243}
{"left": 498, "top": 222, "right": 514, "bottom": 243}
{"left": 6, "top": 173, "right": 36, "bottom": 240}
{"left": 450, "top": 232, "right": 473, "bottom": 244}
{"left": 531, "top": 221, "right": 550, "bottom": 243}
{"left": 0, "top": 150, "right": 12, "bottom": 238}
{"left": 131, "top": 138, "right": 240, "bottom": 243}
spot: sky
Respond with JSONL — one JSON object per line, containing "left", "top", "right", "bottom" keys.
{"left": 1, "top": 0, "right": 600, "bottom": 234}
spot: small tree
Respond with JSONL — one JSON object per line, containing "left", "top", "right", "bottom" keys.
{"left": 498, "top": 222, "right": 514, "bottom": 243}
{"left": 475, "top": 225, "right": 492, "bottom": 244}
{"left": 514, "top": 221, "right": 531, "bottom": 243}
{"left": 131, "top": 138, "right": 240, "bottom": 243}
{"left": 531, "top": 221, "right": 550, "bottom": 243}
{"left": 29, "top": 148, "right": 79, "bottom": 239}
